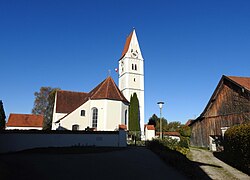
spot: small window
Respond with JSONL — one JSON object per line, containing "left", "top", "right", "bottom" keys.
{"left": 72, "top": 124, "right": 79, "bottom": 131}
{"left": 134, "top": 78, "right": 136, "bottom": 82}
{"left": 135, "top": 64, "right": 137, "bottom": 71}
{"left": 132, "top": 64, "right": 134, "bottom": 70}
{"left": 80, "top": 110, "right": 85, "bottom": 116}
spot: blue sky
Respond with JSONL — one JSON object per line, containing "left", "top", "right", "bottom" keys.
{"left": 1, "top": 0, "right": 250, "bottom": 124}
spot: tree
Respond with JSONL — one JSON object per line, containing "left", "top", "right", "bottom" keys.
{"left": 148, "top": 114, "right": 158, "bottom": 127}
{"left": 178, "top": 125, "right": 191, "bottom": 137}
{"left": 0, "top": 100, "right": 6, "bottom": 130}
{"left": 148, "top": 114, "right": 168, "bottom": 132}
{"left": 128, "top": 93, "right": 140, "bottom": 132}
{"left": 166, "top": 121, "right": 181, "bottom": 132}
{"left": 43, "top": 88, "right": 59, "bottom": 130}
{"left": 32, "top": 87, "right": 60, "bottom": 130}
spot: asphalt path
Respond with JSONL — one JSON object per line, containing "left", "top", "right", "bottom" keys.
{"left": 0, "top": 147, "right": 187, "bottom": 180}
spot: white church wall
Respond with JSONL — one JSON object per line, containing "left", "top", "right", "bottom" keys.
{"left": 121, "top": 102, "right": 128, "bottom": 126}
{"left": 58, "top": 101, "right": 91, "bottom": 130}
{"left": 89, "top": 99, "right": 106, "bottom": 130}
{"left": 55, "top": 99, "right": 128, "bottom": 131}
{"left": 52, "top": 112, "right": 67, "bottom": 130}
{"left": 105, "top": 100, "right": 122, "bottom": 130}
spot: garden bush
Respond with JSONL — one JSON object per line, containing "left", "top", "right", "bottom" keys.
{"left": 224, "top": 123, "right": 250, "bottom": 174}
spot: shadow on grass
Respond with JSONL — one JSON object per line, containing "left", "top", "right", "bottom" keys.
{"left": 213, "top": 151, "right": 250, "bottom": 176}
{"left": 153, "top": 149, "right": 212, "bottom": 179}
{"left": 147, "top": 141, "right": 212, "bottom": 179}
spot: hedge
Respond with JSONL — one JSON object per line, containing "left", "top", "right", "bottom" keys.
{"left": 224, "top": 123, "right": 250, "bottom": 174}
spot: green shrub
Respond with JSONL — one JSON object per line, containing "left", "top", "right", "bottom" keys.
{"left": 224, "top": 123, "right": 250, "bottom": 173}
{"left": 179, "top": 136, "right": 190, "bottom": 148}
{"left": 147, "top": 138, "right": 189, "bottom": 155}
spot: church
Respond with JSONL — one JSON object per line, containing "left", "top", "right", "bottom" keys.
{"left": 52, "top": 29, "right": 144, "bottom": 132}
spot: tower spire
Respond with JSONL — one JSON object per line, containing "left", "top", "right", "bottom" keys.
{"left": 118, "top": 29, "right": 144, "bottom": 135}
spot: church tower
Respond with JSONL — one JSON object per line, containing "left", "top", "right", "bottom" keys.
{"left": 118, "top": 29, "right": 144, "bottom": 133}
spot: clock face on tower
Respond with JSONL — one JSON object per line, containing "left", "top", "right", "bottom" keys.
{"left": 131, "top": 49, "right": 138, "bottom": 58}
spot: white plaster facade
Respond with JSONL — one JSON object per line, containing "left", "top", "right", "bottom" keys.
{"left": 53, "top": 99, "right": 128, "bottom": 131}
{"left": 145, "top": 126, "right": 155, "bottom": 141}
{"left": 52, "top": 76, "right": 129, "bottom": 131}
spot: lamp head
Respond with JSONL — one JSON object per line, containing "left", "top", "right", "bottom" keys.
{"left": 157, "top": 101, "right": 164, "bottom": 109}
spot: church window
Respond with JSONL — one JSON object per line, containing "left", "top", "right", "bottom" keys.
{"left": 135, "top": 64, "right": 137, "bottom": 71}
{"left": 92, "top": 107, "right": 98, "bottom": 128}
{"left": 72, "top": 124, "right": 79, "bottom": 131}
{"left": 134, "top": 78, "right": 136, "bottom": 82}
{"left": 125, "top": 110, "right": 127, "bottom": 125}
{"left": 80, "top": 110, "right": 85, "bottom": 116}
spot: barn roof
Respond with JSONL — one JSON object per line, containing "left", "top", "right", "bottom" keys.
{"left": 189, "top": 75, "right": 250, "bottom": 126}
{"left": 6, "top": 114, "right": 43, "bottom": 127}
{"left": 227, "top": 76, "right": 250, "bottom": 91}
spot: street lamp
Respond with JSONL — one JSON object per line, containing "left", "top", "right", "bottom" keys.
{"left": 157, "top": 101, "right": 164, "bottom": 140}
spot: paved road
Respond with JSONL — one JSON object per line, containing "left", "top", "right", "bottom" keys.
{"left": 0, "top": 147, "right": 187, "bottom": 180}
{"left": 189, "top": 148, "right": 250, "bottom": 180}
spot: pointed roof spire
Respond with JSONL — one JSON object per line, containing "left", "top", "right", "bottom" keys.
{"left": 120, "top": 30, "right": 134, "bottom": 59}
{"left": 119, "top": 28, "right": 143, "bottom": 60}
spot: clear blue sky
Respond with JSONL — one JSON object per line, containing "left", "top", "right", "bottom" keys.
{"left": 1, "top": 0, "right": 250, "bottom": 124}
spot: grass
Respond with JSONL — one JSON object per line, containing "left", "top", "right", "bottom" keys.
{"left": 213, "top": 151, "right": 250, "bottom": 175}
{"left": 147, "top": 140, "right": 211, "bottom": 179}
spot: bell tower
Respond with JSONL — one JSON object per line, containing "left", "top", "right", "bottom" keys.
{"left": 118, "top": 29, "right": 144, "bottom": 133}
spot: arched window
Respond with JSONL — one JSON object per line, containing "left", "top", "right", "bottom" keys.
{"left": 135, "top": 64, "right": 137, "bottom": 71}
{"left": 132, "top": 64, "right": 134, "bottom": 70}
{"left": 92, "top": 108, "right": 98, "bottom": 128}
{"left": 72, "top": 124, "right": 79, "bottom": 131}
{"left": 125, "top": 110, "right": 128, "bottom": 125}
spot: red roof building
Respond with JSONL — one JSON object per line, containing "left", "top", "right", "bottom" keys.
{"left": 6, "top": 114, "right": 43, "bottom": 130}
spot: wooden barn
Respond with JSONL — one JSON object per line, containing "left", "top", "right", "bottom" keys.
{"left": 189, "top": 75, "right": 250, "bottom": 149}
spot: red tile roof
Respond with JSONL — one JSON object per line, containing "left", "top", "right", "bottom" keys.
{"left": 163, "top": 131, "right": 180, "bottom": 136}
{"left": 119, "top": 124, "right": 127, "bottom": 130}
{"left": 227, "top": 76, "right": 250, "bottom": 91}
{"left": 145, "top": 125, "right": 155, "bottom": 130}
{"left": 56, "top": 91, "right": 88, "bottom": 113}
{"left": 156, "top": 131, "right": 180, "bottom": 136}
{"left": 56, "top": 76, "right": 129, "bottom": 115}
{"left": 120, "top": 30, "right": 133, "bottom": 59}
{"left": 7, "top": 114, "right": 43, "bottom": 127}
{"left": 89, "top": 76, "right": 128, "bottom": 103}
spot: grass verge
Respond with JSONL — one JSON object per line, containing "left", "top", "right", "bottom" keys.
{"left": 147, "top": 140, "right": 211, "bottom": 179}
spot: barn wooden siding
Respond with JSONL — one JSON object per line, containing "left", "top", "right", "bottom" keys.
{"left": 190, "top": 78, "right": 250, "bottom": 148}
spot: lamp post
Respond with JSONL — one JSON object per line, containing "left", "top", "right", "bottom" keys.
{"left": 157, "top": 101, "right": 164, "bottom": 140}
